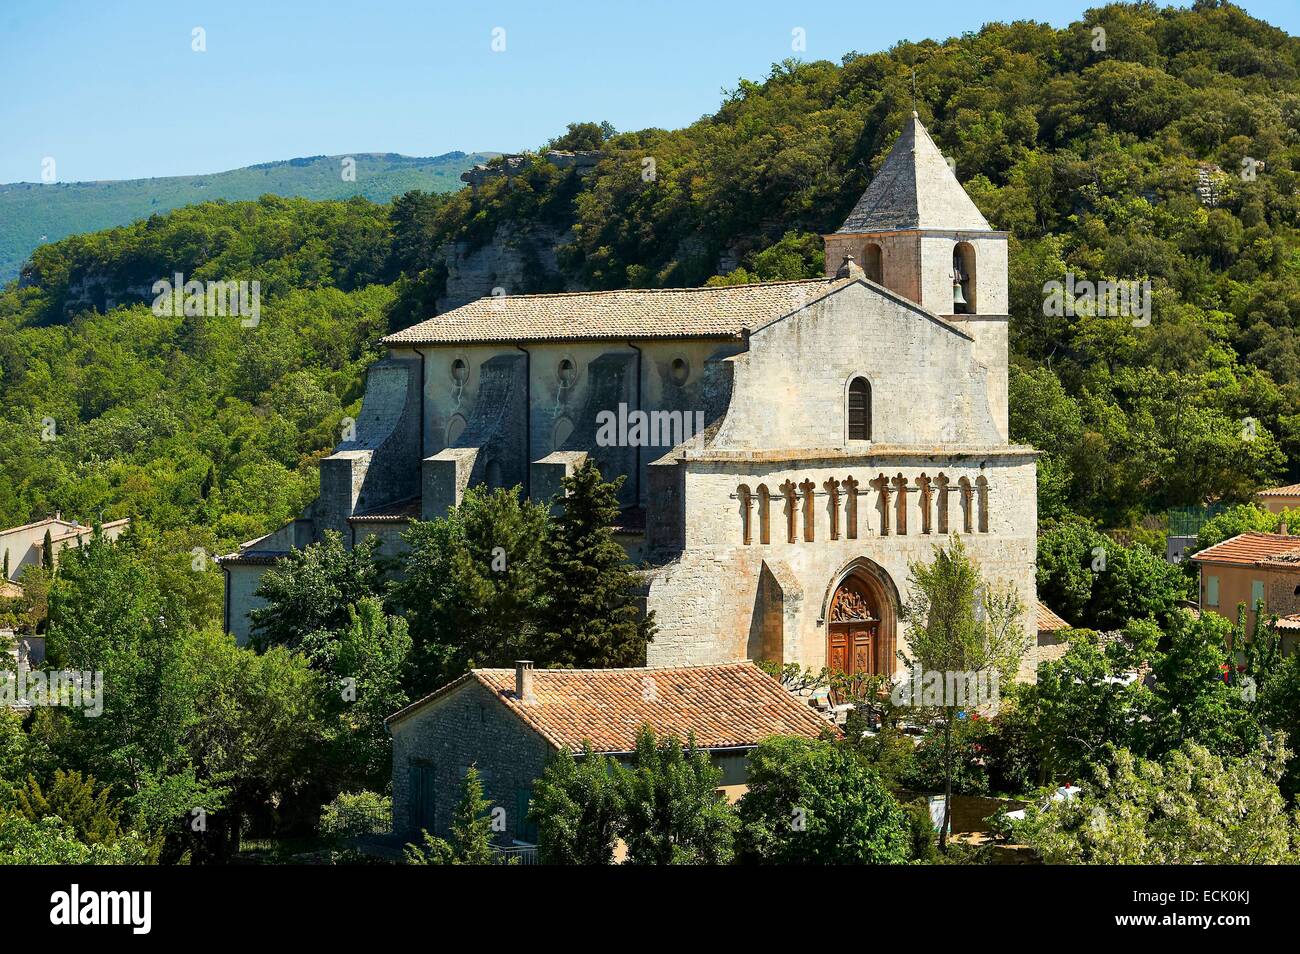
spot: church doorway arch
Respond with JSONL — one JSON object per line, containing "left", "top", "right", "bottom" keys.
{"left": 823, "top": 560, "right": 899, "bottom": 680}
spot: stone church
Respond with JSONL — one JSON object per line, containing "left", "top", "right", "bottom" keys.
{"left": 221, "top": 113, "right": 1039, "bottom": 679}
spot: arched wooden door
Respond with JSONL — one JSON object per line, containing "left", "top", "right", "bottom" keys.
{"left": 827, "top": 577, "right": 883, "bottom": 678}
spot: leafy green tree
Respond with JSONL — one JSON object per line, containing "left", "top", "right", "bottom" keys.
{"left": 249, "top": 531, "right": 384, "bottom": 651}
{"left": 405, "top": 766, "right": 498, "bottom": 865}
{"left": 736, "top": 736, "right": 911, "bottom": 864}
{"left": 300, "top": 597, "right": 411, "bottom": 791}
{"left": 1259, "top": 653, "right": 1300, "bottom": 802}
{"left": 900, "top": 718, "right": 993, "bottom": 797}
{"left": 42, "top": 533, "right": 220, "bottom": 836}
{"left": 1088, "top": 539, "right": 1192, "bottom": 630}
{"left": 900, "top": 536, "right": 1027, "bottom": 849}
{"left": 1146, "top": 609, "right": 1262, "bottom": 759}
{"left": 1013, "top": 740, "right": 1299, "bottom": 865}
{"left": 394, "top": 486, "right": 548, "bottom": 694}
{"left": 615, "top": 726, "right": 737, "bottom": 865}
{"left": 529, "top": 745, "right": 622, "bottom": 865}
{"left": 178, "top": 626, "right": 323, "bottom": 861}
{"left": 1033, "top": 624, "right": 1157, "bottom": 781}
{"left": 0, "top": 814, "right": 158, "bottom": 865}
{"left": 1035, "top": 518, "right": 1105, "bottom": 625}
{"left": 1037, "top": 519, "right": 1191, "bottom": 630}
{"left": 530, "top": 461, "right": 655, "bottom": 668}
{"left": 547, "top": 121, "right": 615, "bottom": 152}
{"left": 707, "top": 231, "right": 824, "bottom": 285}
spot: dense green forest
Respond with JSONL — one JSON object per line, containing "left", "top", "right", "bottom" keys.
{"left": 6, "top": 0, "right": 1300, "bottom": 866}
{"left": 0, "top": 151, "right": 492, "bottom": 283}
{"left": 3, "top": 0, "right": 1300, "bottom": 626}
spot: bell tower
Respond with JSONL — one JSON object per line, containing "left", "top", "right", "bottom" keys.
{"left": 824, "top": 112, "right": 1010, "bottom": 440}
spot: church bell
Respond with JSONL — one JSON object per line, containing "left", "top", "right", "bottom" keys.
{"left": 951, "top": 279, "right": 968, "bottom": 307}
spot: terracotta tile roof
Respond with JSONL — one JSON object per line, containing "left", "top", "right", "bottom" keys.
{"left": 381, "top": 278, "right": 855, "bottom": 345}
{"left": 1036, "top": 601, "right": 1070, "bottom": 632}
{"left": 1191, "top": 532, "right": 1300, "bottom": 568}
{"left": 387, "top": 662, "right": 833, "bottom": 752}
{"left": 1257, "top": 483, "right": 1300, "bottom": 497}
{"left": 1273, "top": 614, "right": 1300, "bottom": 631}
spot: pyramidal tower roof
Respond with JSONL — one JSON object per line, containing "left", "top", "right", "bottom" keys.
{"left": 837, "top": 112, "right": 992, "bottom": 234}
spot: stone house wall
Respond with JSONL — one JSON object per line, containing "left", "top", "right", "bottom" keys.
{"left": 389, "top": 678, "right": 553, "bottom": 844}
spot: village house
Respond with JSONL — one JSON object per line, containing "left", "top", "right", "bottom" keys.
{"left": 1191, "top": 530, "right": 1300, "bottom": 655}
{"left": 1, "top": 515, "right": 130, "bottom": 589}
{"left": 1255, "top": 482, "right": 1300, "bottom": 514}
{"left": 222, "top": 112, "right": 1041, "bottom": 680}
{"left": 1034, "top": 601, "right": 1072, "bottom": 667}
{"left": 384, "top": 661, "right": 832, "bottom": 848}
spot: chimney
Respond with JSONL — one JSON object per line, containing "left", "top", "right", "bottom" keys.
{"left": 515, "top": 660, "right": 536, "bottom": 704}
{"left": 835, "top": 254, "right": 865, "bottom": 281}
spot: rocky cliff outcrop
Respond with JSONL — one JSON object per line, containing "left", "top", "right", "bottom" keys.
{"left": 435, "top": 222, "right": 576, "bottom": 312}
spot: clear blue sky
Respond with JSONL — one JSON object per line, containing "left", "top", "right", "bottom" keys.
{"left": 2, "top": 0, "right": 1297, "bottom": 184}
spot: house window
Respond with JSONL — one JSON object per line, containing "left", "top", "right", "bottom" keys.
{"left": 848, "top": 377, "right": 871, "bottom": 441}
{"left": 1206, "top": 575, "right": 1219, "bottom": 607}
{"left": 515, "top": 787, "right": 538, "bottom": 844}
{"left": 1252, "top": 580, "right": 1265, "bottom": 612}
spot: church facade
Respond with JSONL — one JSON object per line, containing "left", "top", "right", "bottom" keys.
{"left": 221, "top": 114, "right": 1040, "bottom": 679}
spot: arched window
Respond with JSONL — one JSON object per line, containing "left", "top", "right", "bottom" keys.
{"left": 848, "top": 377, "right": 872, "bottom": 441}
{"left": 863, "top": 243, "right": 883, "bottom": 284}
{"left": 953, "top": 243, "right": 976, "bottom": 314}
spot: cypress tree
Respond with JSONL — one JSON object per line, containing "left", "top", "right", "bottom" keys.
{"left": 530, "top": 460, "right": 655, "bottom": 667}
{"left": 41, "top": 529, "right": 54, "bottom": 571}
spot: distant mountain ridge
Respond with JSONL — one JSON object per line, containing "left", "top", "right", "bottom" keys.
{"left": 0, "top": 150, "right": 495, "bottom": 283}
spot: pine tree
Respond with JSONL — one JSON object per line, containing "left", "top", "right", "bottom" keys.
{"left": 403, "top": 765, "right": 498, "bottom": 865}
{"left": 530, "top": 461, "right": 655, "bottom": 667}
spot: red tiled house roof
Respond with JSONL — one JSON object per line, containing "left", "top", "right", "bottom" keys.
{"left": 1190, "top": 532, "right": 1300, "bottom": 568}
{"left": 1036, "top": 601, "right": 1070, "bottom": 632}
{"left": 386, "top": 662, "right": 833, "bottom": 753}
{"left": 1256, "top": 483, "right": 1300, "bottom": 498}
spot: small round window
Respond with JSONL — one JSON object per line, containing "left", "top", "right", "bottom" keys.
{"left": 558, "top": 358, "right": 578, "bottom": 388}
{"left": 450, "top": 358, "right": 469, "bottom": 386}
{"left": 670, "top": 357, "right": 690, "bottom": 386}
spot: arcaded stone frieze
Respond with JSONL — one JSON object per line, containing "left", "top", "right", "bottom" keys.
{"left": 736, "top": 471, "right": 991, "bottom": 544}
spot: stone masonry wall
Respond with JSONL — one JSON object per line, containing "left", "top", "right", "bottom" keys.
{"left": 390, "top": 679, "right": 552, "bottom": 844}
{"left": 712, "top": 283, "right": 1001, "bottom": 450}
{"left": 645, "top": 452, "right": 1039, "bottom": 679}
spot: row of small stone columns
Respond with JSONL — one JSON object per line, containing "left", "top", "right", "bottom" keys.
{"left": 736, "top": 473, "right": 989, "bottom": 545}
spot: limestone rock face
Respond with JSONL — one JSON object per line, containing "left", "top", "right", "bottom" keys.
{"left": 436, "top": 223, "right": 574, "bottom": 312}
